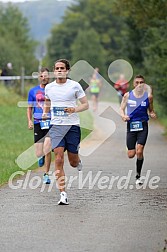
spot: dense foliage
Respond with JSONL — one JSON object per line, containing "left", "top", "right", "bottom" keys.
{"left": 46, "top": 0, "right": 167, "bottom": 114}
{"left": 0, "top": 0, "right": 166, "bottom": 114}
{"left": 0, "top": 3, "right": 38, "bottom": 75}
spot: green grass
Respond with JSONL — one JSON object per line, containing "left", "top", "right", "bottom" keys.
{"left": 158, "top": 118, "right": 167, "bottom": 137}
{"left": 0, "top": 84, "right": 36, "bottom": 185}
{"left": 154, "top": 100, "right": 167, "bottom": 136}
{"left": 0, "top": 84, "right": 93, "bottom": 185}
{"left": 80, "top": 110, "right": 93, "bottom": 139}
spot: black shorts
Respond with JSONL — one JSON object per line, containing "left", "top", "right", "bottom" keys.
{"left": 90, "top": 92, "right": 99, "bottom": 98}
{"left": 126, "top": 121, "right": 148, "bottom": 150}
{"left": 34, "top": 123, "right": 50, "bottom": 143}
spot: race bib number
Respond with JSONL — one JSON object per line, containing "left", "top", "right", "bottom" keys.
{"left": 53, "top": 107, "right": 68, "bottom": 118}
{"left": 130, "top": 121, "right": 143, "bottom": 132}
{"left": 40, "top": 120, "right": 50, "bottom": 130}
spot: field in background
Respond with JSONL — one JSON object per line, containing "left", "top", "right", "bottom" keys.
{"left": 0, "top": 84, "right": 93, "bottom": 185}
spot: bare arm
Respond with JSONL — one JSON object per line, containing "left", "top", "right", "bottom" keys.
{"left": 120, "top": 92, "right": 130, "bottom": 122}
{"left": 148, "top": 95, "right": 156, "bottom": 119}
{"left": 145, "top": 84, "right": 153, "bottom": 96}
{"left": 98, "top": 78, "right": 102, "bottom": 89}
{"left": 42, "top": 98, "right": 51, "bottom": 120}
{"left": 27, "top": 106, "right": 33, "bottom": 129}
{"left": 76, "top": 96, "right": 89, "bottom": 112}
{"left": 64, "top": 96, "right": 89, "bottom": 114}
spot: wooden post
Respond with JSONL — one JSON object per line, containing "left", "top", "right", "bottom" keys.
{"left": 21, "top": 67, "right": 25, "bottom": 96}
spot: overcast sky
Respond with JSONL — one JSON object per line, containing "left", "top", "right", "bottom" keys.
{"left": 0, "top": 0, "right": 68, "bottom": 2}
{"left": 0, "top": 0, "right": 39, "bottom": 2}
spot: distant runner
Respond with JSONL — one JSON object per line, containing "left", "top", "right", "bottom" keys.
{"left": 27, "top": 67, "right": 52, "bottom": 184}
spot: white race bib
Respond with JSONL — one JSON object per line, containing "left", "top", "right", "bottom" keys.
{"left": 130, "top": 121, "right": 143, "bottom": 132}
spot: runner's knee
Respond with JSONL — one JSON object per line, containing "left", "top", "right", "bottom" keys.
{"left": 54, "top": 152, "right": 64, "bottom": 166}
{"left": 136, "top": 146, "right": 144, "bottom": 158}
{"left": 128, "top": 150, "right": 136, "bottom": 158}
{"left": 69, "top": 159, "right": 78, "bottom": 167}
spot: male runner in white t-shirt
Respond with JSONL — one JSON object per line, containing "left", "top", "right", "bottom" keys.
{"left": 42, "top": 59, "right": 89, "bottom": 205}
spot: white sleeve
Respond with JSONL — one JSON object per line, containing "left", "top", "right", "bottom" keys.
{"left": 45, "top": 86, "right": 50, "bottom": 99}
{"left": 76, "top": 83, "right": 86, "bottom": 99}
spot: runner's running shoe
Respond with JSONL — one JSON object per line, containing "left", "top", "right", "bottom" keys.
{"left": 38, "top": 156, "right": 45, "bottom": 167}
{"left": 43, "top": 173, "right": 51, "bottom": 184}
{"left": 58, "top": 191, "right": 69, "bottom": 205}
{"left": 77, "top": 160, "right": 82, "bottom": 171}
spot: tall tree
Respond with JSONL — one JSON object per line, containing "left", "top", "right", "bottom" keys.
{"left": 113, "top": 0, "right": 167, "bottom": 113}
{"left": 71, "top": 27, "right": 106, "bottom": 72}
{"left": 46, "top": 0, "right": 167, "bottom": 114}
{"left": 46, "top": 0, "right": 126, "bottom": 73}
{"left": 143, "top": 20, "right": 167, "bottom": 112}
{"left": 0, "top": 3, "right": 38, "bottom": 75}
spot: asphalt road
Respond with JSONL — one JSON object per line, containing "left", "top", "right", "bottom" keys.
{"left": 0, "top": 102, "right": 166, "bottom": 252}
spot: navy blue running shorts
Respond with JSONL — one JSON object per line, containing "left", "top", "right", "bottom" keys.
{"left": 49, "top": 125, "right": 81, "bottom": 154}
{"left": 126, "top": 121, "right": 148, "bottom": 150}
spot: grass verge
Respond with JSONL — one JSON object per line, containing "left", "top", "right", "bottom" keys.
{"left": 0, "top": 84, "right": 93, "bottom": 186}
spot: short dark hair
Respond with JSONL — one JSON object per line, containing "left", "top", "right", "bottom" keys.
{"left": 134, "top": 74, "right": 145, "bottom": 81}
{"left": 54, "top": 59, "right": 70, "bottom": 70}
{"left": 40, "top": 67, "right": 49, "bottom": 73}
